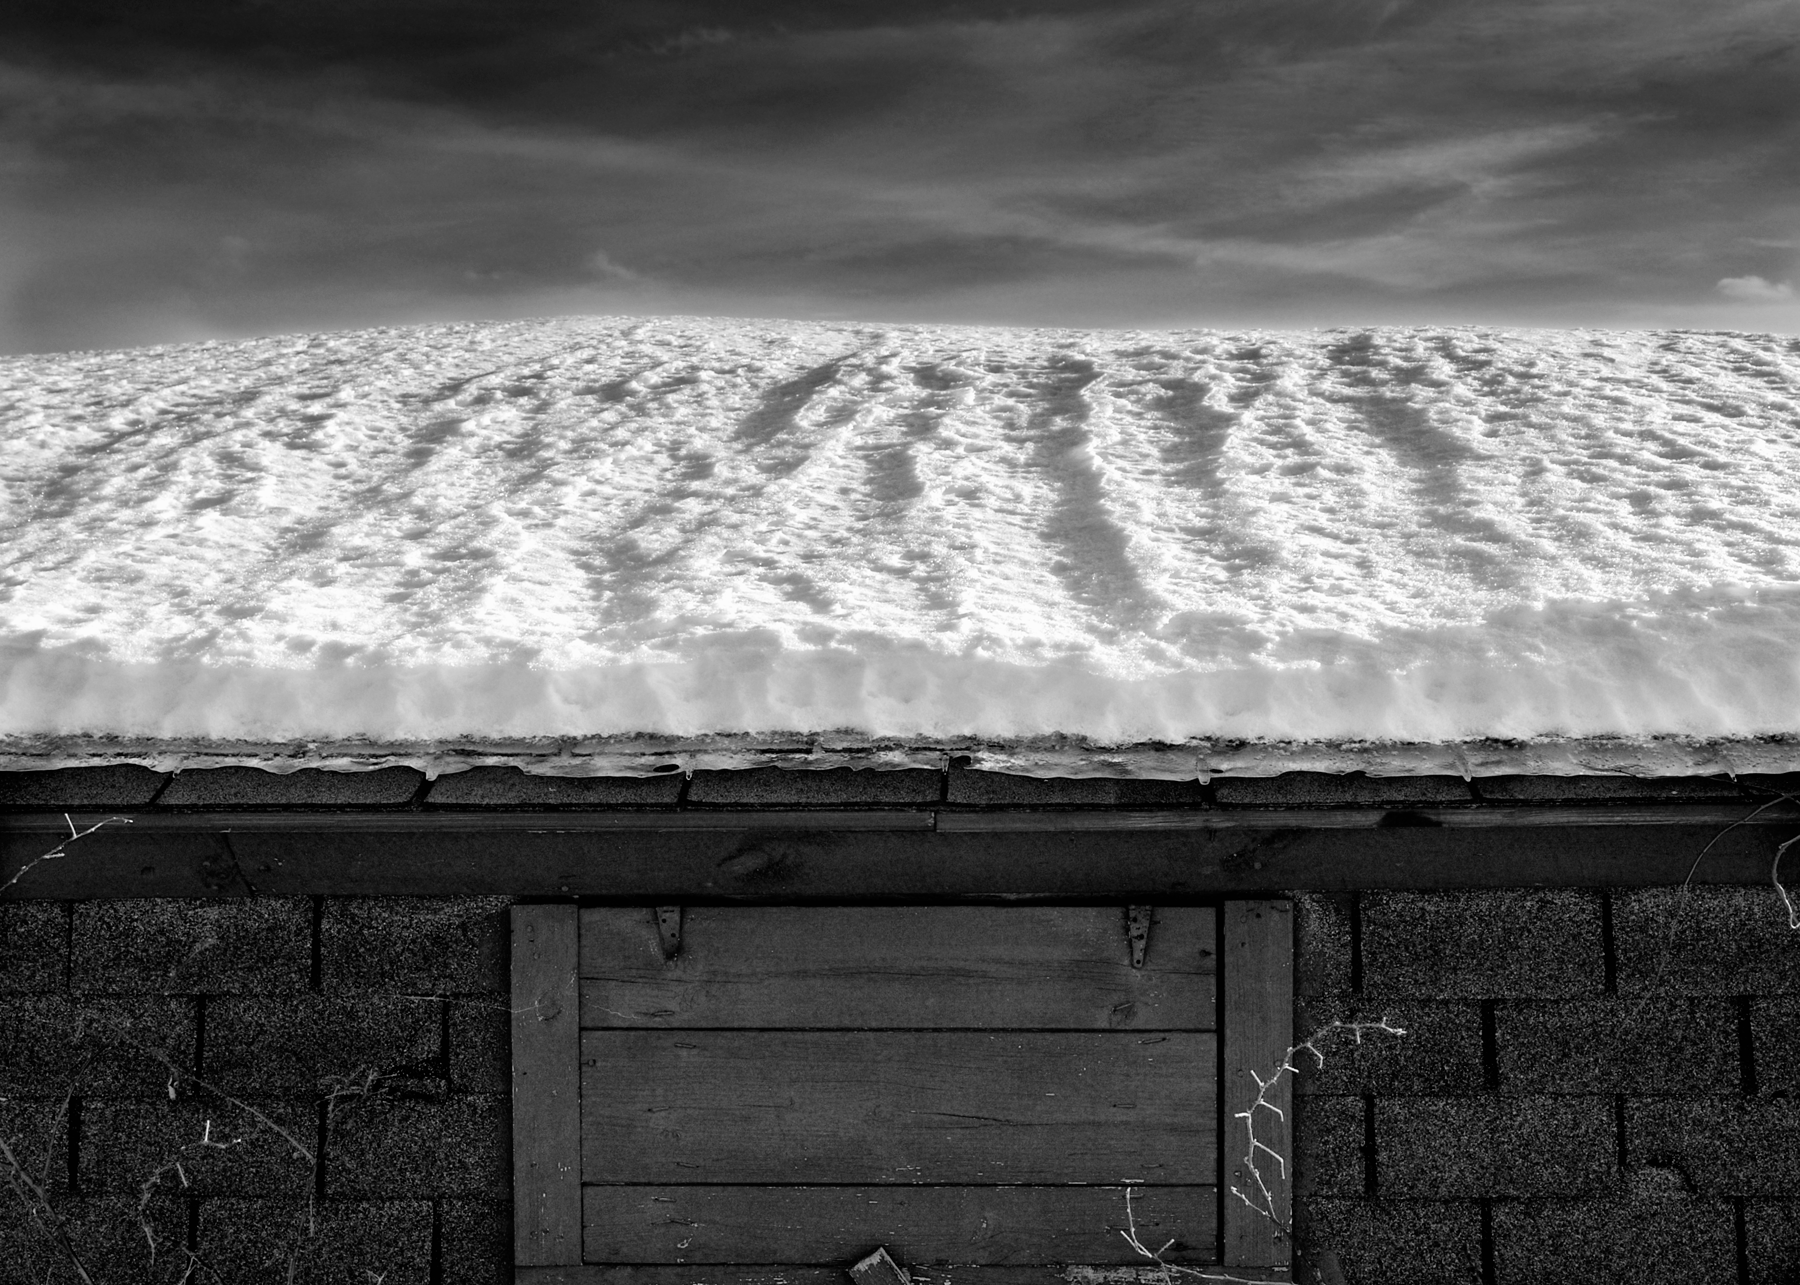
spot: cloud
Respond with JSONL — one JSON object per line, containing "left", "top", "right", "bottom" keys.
{"left": 2, "top": 0, "right": 1799, "bottom": 349}
{"left": 586, "top": 250, "right": 643, "bottom": 283}
{"left": 1716, "top": 275, "right": 1795, "bottom": 301}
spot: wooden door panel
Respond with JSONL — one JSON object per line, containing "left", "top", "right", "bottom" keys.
{"left": 579, "top": 906, "right": 1216, "bottom": 1030}
{"left": 582, "top": 1030, "right": 1217, "bottom": 1184}
{"left": 1221, "top": 900, "right": 1293, "bottom": 1274}
{"left": 514, "top": 904, "right": 583, "bottom": 1267}
{"left": 522, "top": 1269, "right": 1187, "bottom": 1285}
{"left": 521, "top": 899, "right": 1291, "bottom": 1275}
{"left": 582, "top": 1185, "right": 1219, "bottom": 1265}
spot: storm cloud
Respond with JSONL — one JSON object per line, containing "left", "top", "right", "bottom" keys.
{"left": 3, "top": 0, "right": 1797, "bottom": 351}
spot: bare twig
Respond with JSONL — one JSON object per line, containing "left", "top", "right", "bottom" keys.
{"left": 1227, "top": 1018, "right": 1404, "bottom": 1234}
{"left": 1678, "top": 793, "right": 1796, "bottom": 889}
{"left": 320, "top": 1066, "right": 404, "bottom": 1128}
{"left": 1116, "top": 1018, "right": 1406, "bottom": 1285}
{"left": 0, "top": 1126, "right": 96, "bottom": 1285}
{"left": 136, "top": 1117, "right": 244, "bottom": 1263}
{"left": 114, "top": 1033, "right": 315, "bottom": 1168}
{"left": 1116, "top": 1186, "right": 1293, "bottom": 1285}
{"left": 0, "top": 814, "right": 132, "bottom": 894}
{"left": 0, "top": 1095, "right": 223, "bottom": 1284}
{"left": 87, "top": 1016, "right": 324, "bottom": 1248}
{"left": 1620, "top": 791, "right": 1800, "bottom": 1034}
{"left": 1773, "top": 831, "right": 1800, "bottom": 929}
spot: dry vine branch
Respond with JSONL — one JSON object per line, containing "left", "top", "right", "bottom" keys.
{"left": 1772, "top": 830, "right": 1800, "bottom": 929}
{"left": 0, "top": 1100, "right": 95, "bottom": 1285}
{"left": 126, "top": 1060, "right": 412, "bottom": 1285}
{"left": 1, "top": 830, "right": 441, "bottom": 1283}
{"left": 132, "top": 1116, "right": 245, "bottom": 1285}
{"left": 319, "top": 1065, "right": 417, "bottom": 1131}
{"left": 1618, "top": 789, "right": 1800, "bottom": 1037}
{"left": 7, "top": 1004, "right": 419, "bottom": 1283}
{"left": 1116, "top": 1018, "right": 1406, "bottom": 1285}
{"left": 1229, "top": 1018, "right": 1406, "bottom": 1235}
{"left": 1117, "top": 1186, "right": 1298, "bottom": 1285}
{"left": 114, "top": 1033, "right": 316, "bottom": 1170}
{"left": 75, "top": 1011, "right": 326, "bottom": 1276}
{"left": 0, "top": 814, "right": 132, "bottom": 894}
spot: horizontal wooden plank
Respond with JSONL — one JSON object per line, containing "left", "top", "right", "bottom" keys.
{"left": 581, "top": 1185, "right": 1216, "bottom": 1265}
{"left": 517, "top": 1268, "right": 1254, "bottom": 1285}
{"left": 5, "top": 799, "right": 1796, "bottom": 840}
{"left": 0, "top": 810, "right": 936, "bottom": 833}
{"left": 938, "top": 811, "right": 1358, "bottom": 832}
{"left": 939, "top": 803, "right": 1800, "bottom": 831}
{"left": 581, "top": 1031, "right": 1214, "bottom": 1184}
{"left": 579, "top": 907, "right": 1215, "bottom": 1030}
{"left": 6, "top": 818, "right": 1792, "bottom": 898}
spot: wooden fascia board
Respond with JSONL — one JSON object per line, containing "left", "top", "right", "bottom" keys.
{"left": 3, "top": 805, "right": 1796, "bottom": 898}
{"left": 2, "top": 802, "right": 1797, "bottom": 832}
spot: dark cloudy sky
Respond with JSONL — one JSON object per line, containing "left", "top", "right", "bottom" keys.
{"left": 3, "top": 0, "right": 1797, "bottom": 353}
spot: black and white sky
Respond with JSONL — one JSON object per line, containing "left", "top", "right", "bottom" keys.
{"left": 3, "top": 0, "right": 1797, "bottom": 353}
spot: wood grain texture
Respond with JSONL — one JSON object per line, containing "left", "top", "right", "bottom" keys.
{"left": 7, "top": 801, "right": 1790, "bottom": 834}
{"left": 6, "top": 819, "right": 1790, "bottom": 899}
{"left": 0, "top": 810, "right": 936, "bottom": 833}
{"left": 578, "top": 907, "right": 1215, "bottom": 1030}
{"left": 582, "top": 1185, "right": 1218, "bottom": 1265}
{"left": 580, "top": 1031, "right": 1216, "bottom": 1184}
{"left": 514, "top": 903, "right": 584, "bottom": 1266}
{"left": 849, "top": 1247, "right": 912, "bottom": 1285}
{"left": 1220, "top": 900, "right": 1293, "bottom": 1272}
{"left": 518, "top": 1268, "right": 1271, "bottom": 1285}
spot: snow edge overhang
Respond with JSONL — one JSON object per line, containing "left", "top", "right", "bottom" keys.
{"left": 3, "top": 733, "right": 1798, "bottom": 780}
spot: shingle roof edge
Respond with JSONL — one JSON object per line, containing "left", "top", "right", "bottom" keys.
{"left": 3, "top": 733, "right": 1797, "bottom": 779}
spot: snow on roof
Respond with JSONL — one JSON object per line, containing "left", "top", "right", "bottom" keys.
{"left": 4, "top": 315, "right": 1800, "bottom": 779}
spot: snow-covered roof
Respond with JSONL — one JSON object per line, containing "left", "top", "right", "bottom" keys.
{"left": 4, "top": 315, "right": 1800, "bottom": 779}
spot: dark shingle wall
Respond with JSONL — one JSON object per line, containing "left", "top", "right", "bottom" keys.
{"left": 0, "top": 895, "right": 509, "bottom": 1284}
{"left": 13, "top": 886, "right": 1790, "bottom": 1285}
{"left": 1291, "top": 885, "right": 1800, "bottom": 1285}
{"left": 6, "top": 763, "right": 1800, "bottom": 1284}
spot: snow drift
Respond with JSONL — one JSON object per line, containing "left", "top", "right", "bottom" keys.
{"left": 4, "top": 315, "right": 1800, "bottom": 777}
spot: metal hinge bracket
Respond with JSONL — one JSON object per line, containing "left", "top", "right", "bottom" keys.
{"left": 656, "top": 906, "right": 683, "bottom": 961}
{"left": 1126, "top": 905, "right": 1153, "bottom": 969}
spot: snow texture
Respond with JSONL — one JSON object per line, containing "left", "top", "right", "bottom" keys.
{"left": 4, "top": 315, "right": 1800, "bottom": 777}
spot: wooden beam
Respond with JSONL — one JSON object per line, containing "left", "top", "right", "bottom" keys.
{"left": 577, "top": 905, "right": 1216, "bottom": 1030}
{"left": 581, "top": 1031, "right": 1218, "bottom": 1184}
{"left": 5, "top": 809, "right": 1795, "bottom": 898}
{"left": 3, "top": 800, "right": 1797, "bottom": 836}
{"left": 0, "top": 810, "right": 938, "bottom": 833}
{"left": 582, "top": 1185, "right": 1219, "bottom": 1266}
{"left": 1220, "top": 900, "right": 1294, "bottom": 1274}
{"left": 947, "top": 803, "right": 1799, "bottom": 831}
{"left": 513, "top": 903, "right": 583, "bottom": 1268}
{"left": 516, "top": 1268, "right": 1269, "bottom": 1285}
